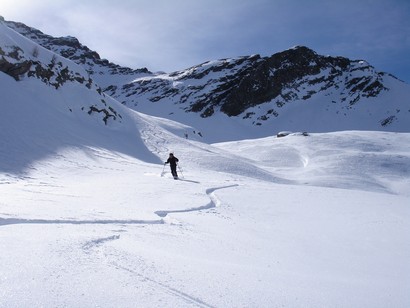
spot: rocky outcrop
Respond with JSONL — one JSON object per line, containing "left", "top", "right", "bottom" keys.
{"left": 0, "top": 30, "right": 121, "bottom": 126}
{"left": 0, "top": 47, "right": 82, "bottom": 88}
{"left": 5, "top": 20, "right": 151, "bottom": 90}
{"left": 109, "top": 46, "right": 390, "bottom": 125}
{"left": 0, "top": 46, "right": 31, "bottom": 80}
{"left": 220, "top": 47, "right": 388, "bottom": 116}
{"left": 5, "top": 18, "right": 405, "bottom": 131}
{"left": 87, "top": 103, "right": 122, "bottom": 125}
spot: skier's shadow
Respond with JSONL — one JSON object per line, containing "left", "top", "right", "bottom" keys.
{"left": 178, "top": 179, "right": 200, "bottom": 184}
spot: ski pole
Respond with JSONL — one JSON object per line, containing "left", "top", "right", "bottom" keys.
{"left": 161, "top": 163, "right": 166, "bottom": 177}
{"left": 177, "top": 164, "right": 184, "bottom": 179}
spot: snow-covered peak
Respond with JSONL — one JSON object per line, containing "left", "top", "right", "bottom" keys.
{"left": 4, "top": 19, "right": 152, "bottom": 89}
{"left": 107, "top": 46, "right": 410, "bottom": 142}
{"left": 3, "top": 18, "right": 410, "bottom": 144}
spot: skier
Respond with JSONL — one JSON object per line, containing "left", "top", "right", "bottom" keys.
{"left": 165, "top": 153, "right": 179, "bottom": 179}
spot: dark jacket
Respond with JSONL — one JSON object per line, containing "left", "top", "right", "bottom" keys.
{"left": 166, "top": 155, "right": 179, "bottom": 167}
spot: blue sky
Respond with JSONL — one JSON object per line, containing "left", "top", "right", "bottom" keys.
{"left": 1, "top": 0, "right": 410, "bottom": 83}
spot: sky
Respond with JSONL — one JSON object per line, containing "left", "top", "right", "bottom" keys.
{"left": 1, "top": 0, "right": 410, "bottom": 83}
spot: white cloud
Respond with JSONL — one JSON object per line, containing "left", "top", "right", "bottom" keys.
{"left": 1, "top": 0, "right": 410, "bottom": 80}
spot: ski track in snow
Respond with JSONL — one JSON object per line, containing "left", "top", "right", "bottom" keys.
{"left": 155, "top": 184, "right": 238, "bottom": 218}
{"left": 0, "top": 217, "right": 165, "bottom": 227}
{"left": 140, "top": 123, "right": 170, "bottom": 157}
{"left": 75, "top": 220, "right": 217, "bottom": 307}
{"left": 110, "top": 261, "right": 216, "bottom": 308}
{"left": 141, "top": 122, "right": 241, "bottom": 220}
{"left": 0, "top": 185, "right": 239, "bottom": 227}
{"left": 82, "top": 235, "right": 121, "bottom": 251}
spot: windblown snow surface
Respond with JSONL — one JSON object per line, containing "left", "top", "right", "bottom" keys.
{"left": 1, "top": 22, "right": 410, "bottom": 308}
{"left": 1, "top": 79, "right": 410, "bottom": 307}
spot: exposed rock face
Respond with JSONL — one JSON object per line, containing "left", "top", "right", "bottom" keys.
{"left": 0, "top": 45, "right": 88, "bottom": 89}
{"left": 0, "top": 22, "right": 121, "bottom": 126}
{"left": 0, "top": 45, "right": 30, "bottom": 80}
{"left": 0, "top": 59, "right": 32, "bottom": 81}
{"left": 108, "top": 46, "right": 391, "bottom": 124}
{"left": 4, "top": 18, "right": 408, "bottom": 132}
{"left": 219, "top": 46, "right": 388, "bottom": 116}
{"left": 4, "top": 20, "right": 151, "bottom": 89}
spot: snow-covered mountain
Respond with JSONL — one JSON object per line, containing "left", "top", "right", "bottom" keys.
{"left": 0, "top": 20, "right": 123, "bottom": 125}
{"left": 1, "top": 17, "right": 410, "bottom": 307}
{"left": 113, "top": 48, "right": 410, "bottom": 141}
{"left": 0, "top": 19, "right": 162, "bottom": 175}
{"left": 3, "top": 19, "right": 151, "bottom": 89}
{"left": 0, "top": 19, "right": 267, "bottom": 179}
{"left": 4, "top": 18, "right": 410, "bottom": 142}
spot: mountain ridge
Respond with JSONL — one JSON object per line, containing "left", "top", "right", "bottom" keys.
{"left": 2, "top": 17, "right": 410, "bottom": 142}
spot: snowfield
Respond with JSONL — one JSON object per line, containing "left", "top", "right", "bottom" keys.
{"left": 1, "top": 20, "right": 410, "bottom": 308}
{"left": 1, "top": 121, "right": 409, "bottom": 307}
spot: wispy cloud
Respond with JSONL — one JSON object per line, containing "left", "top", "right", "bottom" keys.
{"left": 1, "top": 0, "right": 410, "bottom": 81}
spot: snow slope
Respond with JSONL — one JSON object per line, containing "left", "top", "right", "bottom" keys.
{"left": 1, "top": 123, "right": 409, "bottom": 307}
{"left": 1, "top": 19, "right": 410, "bottom": 308}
